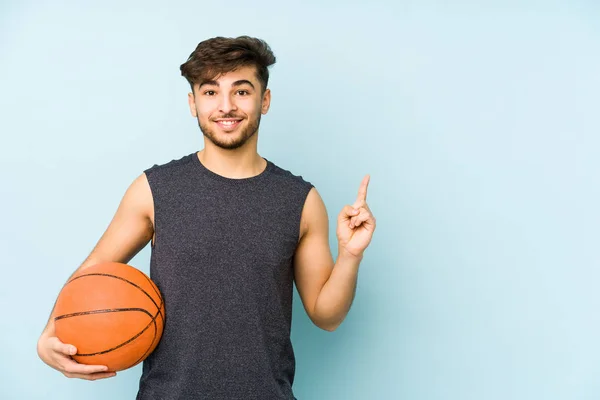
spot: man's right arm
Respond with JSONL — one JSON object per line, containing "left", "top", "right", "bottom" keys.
{"left": 37, "top": 172, "right": 154, "bottom": 380}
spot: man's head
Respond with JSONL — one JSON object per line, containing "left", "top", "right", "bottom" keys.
{"left": 180, "top": 36, "right": 276, "bottom": 150}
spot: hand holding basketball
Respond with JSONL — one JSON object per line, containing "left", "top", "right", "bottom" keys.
{"left": 37, "top": 334, "right": 116, "bottom": 380}
{"left": 52, "top": 262, "right": 165, "bottom": 372}
{"left": 38, "top": 262, "right": 165, "bottom": 379}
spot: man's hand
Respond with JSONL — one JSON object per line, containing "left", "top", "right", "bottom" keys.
{"left": 37, "top": 333, "right": 116, "bottom": 380}
{"left": 337, "top": 175, "right": 376, "bottom": 258}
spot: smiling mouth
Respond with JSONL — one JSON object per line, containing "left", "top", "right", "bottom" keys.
{"left": 214, "top": 119, "right": 243, "bottom": 131}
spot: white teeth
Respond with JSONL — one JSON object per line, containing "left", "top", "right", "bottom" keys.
{"left": 219, "top": 120, "right": 238, "bottom": 125}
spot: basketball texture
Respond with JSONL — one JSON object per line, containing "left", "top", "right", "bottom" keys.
{"left": 54, "top": 262, "right": 165, "bottom": 371}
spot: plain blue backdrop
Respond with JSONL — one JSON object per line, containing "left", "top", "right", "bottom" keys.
{"left": 1, "top": 1, "right": 599, "bottom": 399}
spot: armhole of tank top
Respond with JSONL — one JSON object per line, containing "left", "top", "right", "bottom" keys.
{"left": 297, "top": 182, "right": 315, "bottom": 243}
{"left": 143, "top": 169, "right": 157, "bottom": 249}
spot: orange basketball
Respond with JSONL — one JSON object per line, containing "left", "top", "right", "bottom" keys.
{"left": 54, "top": 262, "right": 165, "bottom": 371}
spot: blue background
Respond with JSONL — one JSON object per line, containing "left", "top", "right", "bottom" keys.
{"left": 1, "top": 1, "right": 599, "bottom": 399}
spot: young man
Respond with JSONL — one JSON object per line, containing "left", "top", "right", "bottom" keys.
{"left": 37, "top": 36, "right": 376, "bottom": 399}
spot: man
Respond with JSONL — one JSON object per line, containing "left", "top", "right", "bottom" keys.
{"left": 37, "top": 36, "right": 376, "bottom": 399}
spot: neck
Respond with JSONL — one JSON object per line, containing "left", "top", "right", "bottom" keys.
{"left": 198, "top": 143, "right": 266, "bottom": 179}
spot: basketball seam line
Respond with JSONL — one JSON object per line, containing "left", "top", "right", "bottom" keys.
{"left": 59, "top": 271, "right": 165, "bottom": 364}
{"left": 74, "top": 307, "right": 156, "bottom": 357}
{"left": 65, "top": 272, "right": 165, "bottom": 324}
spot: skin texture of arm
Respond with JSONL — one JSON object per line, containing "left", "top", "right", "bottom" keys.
{"left": 37, "top": 172, "right": 154, "bottom": 379}
{"left": 294, "top": 176, "right": 376, "bottom": 331}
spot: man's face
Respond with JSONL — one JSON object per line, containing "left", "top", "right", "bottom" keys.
{"left": 188, "top": 65, "right": 271, "bottom": 150}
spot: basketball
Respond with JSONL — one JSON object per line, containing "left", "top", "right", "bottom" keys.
{"left": 53, "top": 262, "right": 165, "bottom": 372}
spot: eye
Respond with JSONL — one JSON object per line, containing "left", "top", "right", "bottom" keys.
{"left": 236, "top": 90, "right": 249, "bottom": 96}
{"left": 204, "top": 90, "right": 216, "bottom": 96}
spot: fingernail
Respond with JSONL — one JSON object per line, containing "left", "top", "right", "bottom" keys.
{"left": 70, "top": 347, "right": 77, "bottom": 355}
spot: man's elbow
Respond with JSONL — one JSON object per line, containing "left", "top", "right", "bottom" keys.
{"left": 308, "top": 302, "right": 346, "bottom": 331}
{"left": 314, "top": 319, "right": 342, "bottom": 332}
{"left": 322, "top": 324, "right": 339, "bottom": 332}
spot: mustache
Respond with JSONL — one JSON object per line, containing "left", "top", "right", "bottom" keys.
{"left": 212, "top": 113, "right": 244, "bottom": 120}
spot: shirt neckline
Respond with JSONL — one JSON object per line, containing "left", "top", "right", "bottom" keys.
{"left": 193, "top": 151, "right": 273, "bottom": 184}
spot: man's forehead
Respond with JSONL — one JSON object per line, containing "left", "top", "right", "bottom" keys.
{"left": 205, "top": 66, "right": 259, "bottom": 85}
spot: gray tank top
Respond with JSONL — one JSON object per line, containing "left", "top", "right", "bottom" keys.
{"left": 136, "top": 152, "right": 313, "bottom": 400}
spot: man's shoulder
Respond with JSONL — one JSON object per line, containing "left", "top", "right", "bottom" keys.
{"left": 266, "top": 159, "right": 314, "bottom": 192}
{"left": 144, "top": 152, "right": 196, "bottom": 176}
{"left": 267, "top": 159, "right": 310, "bottom": 182}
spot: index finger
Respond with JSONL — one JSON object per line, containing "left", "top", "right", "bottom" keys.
{"left": 355, "top": 174, "right": 370, "bottom": 205}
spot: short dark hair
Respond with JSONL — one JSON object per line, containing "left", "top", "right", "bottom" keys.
{"left": 180, "top": 36, "right": 276, "bottom": 94}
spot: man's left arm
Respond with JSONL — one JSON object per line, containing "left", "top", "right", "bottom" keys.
{"left": 293, "top": 176, "right": 376, "bottom": 331}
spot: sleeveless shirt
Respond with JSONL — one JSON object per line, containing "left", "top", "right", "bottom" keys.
{"left": 136, "top": 152, "right": 313, "bottom": 400}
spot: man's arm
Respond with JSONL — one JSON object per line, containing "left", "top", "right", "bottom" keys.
{"left": 37, "top": 172, "right": 154, "bottom": 379}
{"left": 294, "top": 178, "right": 376, "bottom": 332}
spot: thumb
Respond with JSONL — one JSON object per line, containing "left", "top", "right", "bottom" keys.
{"left": 50, "top": 337, "right": 77, "bottom": 356}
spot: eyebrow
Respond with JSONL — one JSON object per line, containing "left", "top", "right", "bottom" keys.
{"left": 198, "top": 79, "right": 256, "bottom": 90}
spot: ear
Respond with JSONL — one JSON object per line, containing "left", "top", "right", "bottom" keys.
{"left": 261, "top": 88, "right": 271, "bottom": 115}
{"left": 188, "top": 91, "right": 197, "bottom": 117}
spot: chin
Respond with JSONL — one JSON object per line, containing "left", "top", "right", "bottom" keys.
{"left": 210, "top": 134, "right": 251, "bottom": 150}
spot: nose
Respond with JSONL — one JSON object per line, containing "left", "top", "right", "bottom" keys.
{"left": 218, "top": 93, "right": 237, "bottom": 114}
